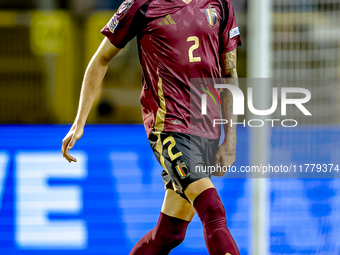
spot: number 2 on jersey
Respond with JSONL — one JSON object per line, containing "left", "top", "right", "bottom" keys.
{"left": 163, "top": 137, "right": 183, "bottom": 161}
{"left": 187, "top": 36, "right": 201, "bottom": 63}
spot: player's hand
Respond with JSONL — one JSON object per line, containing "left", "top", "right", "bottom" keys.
{"left": 214, "top": 143, "right": 236, "bottom": 176}
{"left": 61, "top": 124, "right": 84, "bottom": 163}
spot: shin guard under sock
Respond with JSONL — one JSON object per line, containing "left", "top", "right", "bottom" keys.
{"left": 193, "top": 188, "right": 240, "bottom": 255}
{"left": 129, "top": 212, "right": 189, "bottom": 255}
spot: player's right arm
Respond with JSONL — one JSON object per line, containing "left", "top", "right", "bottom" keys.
{"left": 61, "top": 38, "right": 120, "bottom": 163}
{"left": 62, "top": 0, "right": 149, "bottom": 162}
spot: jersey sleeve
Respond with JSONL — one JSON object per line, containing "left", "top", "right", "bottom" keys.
{"left": 101, "top": 0, "right": 145, "bottom": 49}
{"left": 219, "top": 0, "right": 242, "bottom": 53}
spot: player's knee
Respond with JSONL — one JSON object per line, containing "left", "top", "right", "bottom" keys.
{"left": 193, "top": 189, "right": 227, "bottom": 228}
{"left": 203, "top": 203, "right": 226, "bottom": 227}
{"left": 156, "top": 227, "right": 186, "bottom": 249}
{"left": 170, "top": 229, "right": 186, "bottom": 247}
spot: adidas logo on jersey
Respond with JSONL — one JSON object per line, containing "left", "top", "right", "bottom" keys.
{"left": 158, "top": 15, "right": 176, "bottom": 25}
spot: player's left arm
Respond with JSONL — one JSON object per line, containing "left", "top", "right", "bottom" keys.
{"left": 214, "top": 49, "right": 238, "bottom": 176}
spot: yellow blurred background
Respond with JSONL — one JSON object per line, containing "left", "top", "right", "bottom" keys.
{"left": 0, "top": 0, "right": 247, "bottom": 124}
{"left": 0, "top": 0, "right": 339, "bottom": 124}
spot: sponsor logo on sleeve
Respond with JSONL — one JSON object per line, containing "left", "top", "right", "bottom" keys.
{"left": 117, "top": 0, "right": 134, "bottom": 14}
{"left": 230, "top": 27, "right": 240, "bottom": 38}
{"left": 108, "top": 14, "right": 119, "bottom": 33}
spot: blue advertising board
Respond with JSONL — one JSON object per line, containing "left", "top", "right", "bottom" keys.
{"left": 0, "top": 125, "right": 339, "bottom": 255}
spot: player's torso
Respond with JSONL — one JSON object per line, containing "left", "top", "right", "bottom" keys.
{"left": 137, "top": 0, "right": 224, "bottom": 138}
{"left": 139, "top": 0, "right": 223, "bottom": 78}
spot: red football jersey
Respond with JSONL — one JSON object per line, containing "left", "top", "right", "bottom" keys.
{"left": 101, "top": 0, "right": 241, "bottom": 139}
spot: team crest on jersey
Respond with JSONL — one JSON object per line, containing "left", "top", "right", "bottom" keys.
{"left": 176, "top": 161, "right": 189, "bottom": 179}
{"left": 117, "top": 0, "right": 134, "bottom": 14}
{"left": 205, "top": 8, "right": 217, "bottom": 27}
{"left": 108, "top": 14, "right": 119, "bottom": 33}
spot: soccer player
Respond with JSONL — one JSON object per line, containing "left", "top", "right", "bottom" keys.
{"left": 61, "top": 0, "right": 242, "bottom": 254}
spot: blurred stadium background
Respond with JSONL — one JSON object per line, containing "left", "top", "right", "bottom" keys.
{"left": 0, "top": 0, "right": 339, "bottom": 254}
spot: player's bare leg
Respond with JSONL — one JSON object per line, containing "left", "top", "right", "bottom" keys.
{"left": 129, "top": 189, "right": 195, "bottom": 255}
{"left": 185, "top": 178, "right": 240, "bottom": 255}
{"left": 161, "top": 188, "right": 196, "bottom": 221}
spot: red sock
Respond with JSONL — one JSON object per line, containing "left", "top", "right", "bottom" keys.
{"left": 129, "top": 212, "right": 189, "bottom": 255}
{"left": 193, "top": 188, "right": 240, "bottom": 255}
